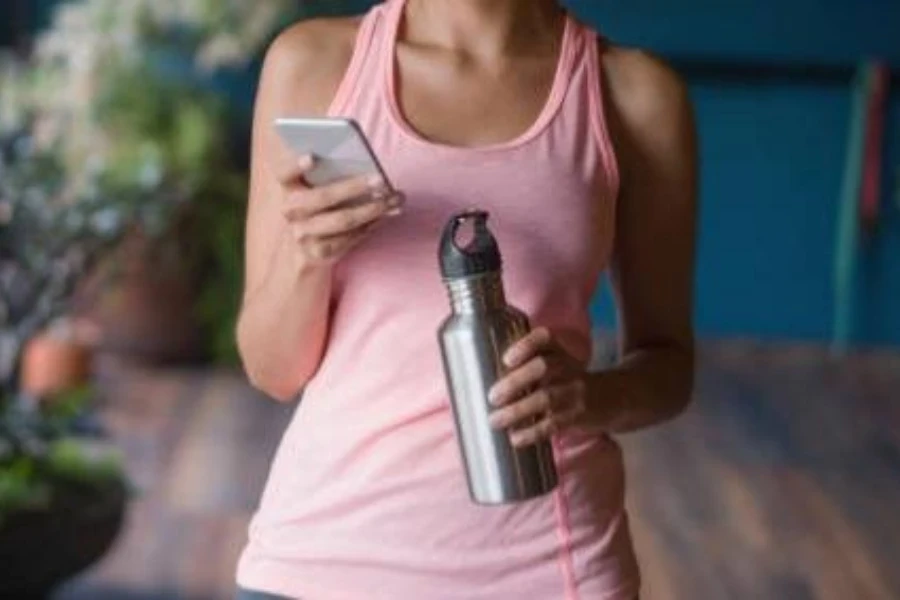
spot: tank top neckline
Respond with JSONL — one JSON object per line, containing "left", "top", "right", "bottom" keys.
{"left": 380, "top": 0, "right": 578, "bottom": 156}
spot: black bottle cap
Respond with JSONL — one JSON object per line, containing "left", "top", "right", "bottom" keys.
{"left": 438, "top": 210, "right": 502, "bottom": 279}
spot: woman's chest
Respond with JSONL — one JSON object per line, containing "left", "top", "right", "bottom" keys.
{"left": 332, "top": 150, "right": 614, "bottom": 318}
{"left": 393, "top": 45, "right": 559, "bottom": 149}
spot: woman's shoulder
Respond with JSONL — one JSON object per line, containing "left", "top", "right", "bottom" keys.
{"left": 267, "top": 16, "right": 363, "bottom": 67}
{"left": 598, "top": 44, "right": 695, "bottom": 176}
{"left": 600, "top": 44, "right": 691, "bottom": 137}
{"left": 258, "top": 16, "right": 365, "bottom": 114}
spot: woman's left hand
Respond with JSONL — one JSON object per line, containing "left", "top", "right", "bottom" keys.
{"left": 488, "top": 327, "right": 593, "bottom": 448}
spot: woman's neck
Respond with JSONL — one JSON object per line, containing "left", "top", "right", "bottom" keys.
{"left": 404, "top": 0, "right": 563, "bottom": 58}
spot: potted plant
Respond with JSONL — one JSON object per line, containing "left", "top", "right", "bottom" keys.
{"left": 0, "top": 389, "right": 129, "bottom": 597}
{"left": 20, "top": 317, "right": 95, "bottom": 400}
{"left": 4, "top": 0, "right": 304, "bottom": 366}
{"left": 0, "top": 123, "right": 146, "bottom": 596}
{"left": 0, "top": 0, "right": 280, "bottom": 583}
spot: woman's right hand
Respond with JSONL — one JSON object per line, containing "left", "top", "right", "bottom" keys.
{"left": 279, "top": 154, "right": 404, "bottom": 268}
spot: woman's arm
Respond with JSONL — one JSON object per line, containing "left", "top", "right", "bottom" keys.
{"left": 236, "top": 19, "right": 398, "bottom": 401}
{"left": 487, "top": 48, "right": 698, "bottom": 444}
{"left": 594, "top": 47, "right": 698, "bottom": 432}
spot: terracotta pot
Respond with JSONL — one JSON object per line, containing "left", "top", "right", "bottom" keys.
{"left": 20, "top": 325, "right": 93, "bottom": 399}
{"left": 76, "top": 234, "right": 205, "bottom": 365}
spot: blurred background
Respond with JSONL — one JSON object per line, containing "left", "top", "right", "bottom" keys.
{"left": 0, "top": 1, "right": 897, "bottom": 599}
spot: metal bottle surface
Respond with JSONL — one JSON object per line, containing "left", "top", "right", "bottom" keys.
{"left": 437, "top": 211, "right": 558, "bottom": 505}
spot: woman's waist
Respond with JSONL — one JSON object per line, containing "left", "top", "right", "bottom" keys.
{"left": 291, "top": 367, "right": 625, "bottom": 491}
{"left": 258, "top": 416, "right": 625, "bottom": 537}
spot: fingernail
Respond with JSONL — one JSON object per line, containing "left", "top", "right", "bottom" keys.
{"left": 510, "top": 433, "right": 524, "bottom": 447}
{"left": 382, "top": 192, "right": 404, "bottom": 216}
{"left": 489, "top": 413, "right": 503, "bottom": 429}
{"left": 503, "top": 351, "right": 517, "bottom": 367}
{"left": 367, "top": 174, "right": 385, "bottom": 190}
{"left": 298, "top": 154, "right": 314, "bottom": 169}
{"left": 488, "top": 388, "right": 499, "bottom": 405}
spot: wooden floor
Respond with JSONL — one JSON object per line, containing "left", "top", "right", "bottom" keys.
{"left": 54, "top": 341, "right": 900, "bottom": 600}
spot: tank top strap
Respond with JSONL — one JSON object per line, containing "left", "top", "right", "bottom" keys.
{"left": 327, "top": 3, "right": 390, "bottom": 116}
{"left": 579, "top": 21, "right": 621, "bottom": 199}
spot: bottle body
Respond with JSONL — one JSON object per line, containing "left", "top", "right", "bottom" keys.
{"left": 438, "top": 274, "right": 558, "bottom": 505}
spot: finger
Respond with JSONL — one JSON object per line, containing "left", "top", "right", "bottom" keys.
{"left": 509, "top": 396, "right": 586, "bottom": 447}
{"left": 489, "top": 355, "right": 551, "bottom": 406}
{"left": 489, "top": 388, "right": 554, "bottom": 431}
{"left": 275, "top": 154, "right": 315, "bottom": 187}
{"left": 507, "top": 390, "right": 585, "bottom": 448}
{"left": 283, "top": 173, "right": 387, "bottom": 220}
{"left": 503, "top": 327, "right": 554, "bottom": 368}
{"left": 384, "top": 190, "right": 407, "bottom": 216}
{"left": 299, "top": 221, "right": 375, "bottom": 262}
{"left": 294, "top": 193, "right": 401, "bottom": 238}
{"left": 302, "top": 173, "right": 388, "bottom": 215}
{"left": 509, "top": 415, "right": 560, "bottom": 448}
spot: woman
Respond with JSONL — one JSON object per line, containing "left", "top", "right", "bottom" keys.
{"left": 235, "top": 0, "right": 696, "bottom": 598}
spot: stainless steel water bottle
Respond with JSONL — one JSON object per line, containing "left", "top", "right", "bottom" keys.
{"left": 437, "top": 210, "right": 558, "bottom": 505}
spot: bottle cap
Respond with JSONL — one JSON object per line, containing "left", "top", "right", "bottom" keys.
{"left": 438, "top": 210, "right": 502, "bottom": 279}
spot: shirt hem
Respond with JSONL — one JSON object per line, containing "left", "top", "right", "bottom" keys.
{"left": 238, "top": 556, "right": 641, "bottom": 600}
{"left": 237, "top": 559, "right": 354, "bottom": 600}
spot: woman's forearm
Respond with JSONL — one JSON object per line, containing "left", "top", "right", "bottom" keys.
{"left": 586, "top": 342, "right": 695, "bottom": 434}
{"left": 236, "top": 232, "right": 333, "bottom": 401}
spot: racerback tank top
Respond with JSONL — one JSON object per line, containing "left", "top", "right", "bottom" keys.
{"left": 237, "top": 1, "right": 640, "bottom": 598}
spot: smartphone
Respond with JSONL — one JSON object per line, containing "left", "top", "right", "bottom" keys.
{"left": 274, "top": 117, "right": 393, "bottom": 189}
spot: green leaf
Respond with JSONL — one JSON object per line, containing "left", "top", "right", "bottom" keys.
{"left": 45, "top": 438, "right": 125, "bottom": 486}
{"left": 0, "top": 458, "right": 50, "bottom": 521}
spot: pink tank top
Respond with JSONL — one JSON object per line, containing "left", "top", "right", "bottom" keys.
{"left": 238, "top": 1, "right": 639, "bottom": 598}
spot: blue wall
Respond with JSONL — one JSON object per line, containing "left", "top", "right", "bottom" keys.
{"left": 569, "top": 0, "right": 900, "bottom": 347}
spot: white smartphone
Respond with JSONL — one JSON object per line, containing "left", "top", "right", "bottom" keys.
{"left": 274, "top": 117, "right": 393, "bottom": 189}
